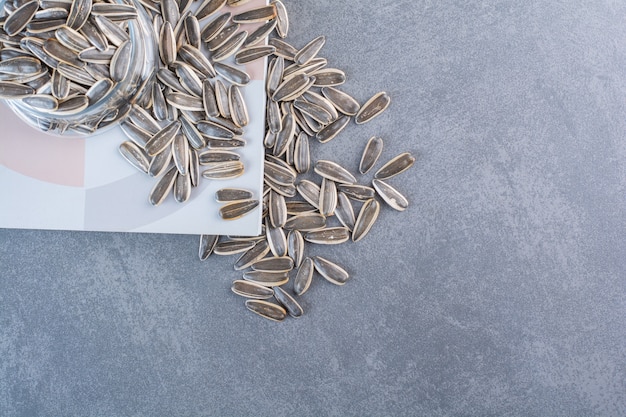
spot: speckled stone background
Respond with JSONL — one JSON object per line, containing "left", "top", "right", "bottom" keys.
{"left": 1, "top": 0, "right": 625, "bottom": 415}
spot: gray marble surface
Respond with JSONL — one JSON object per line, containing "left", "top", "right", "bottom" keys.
{"left": 1, "top": 0, "right": 626, "bottom": 415}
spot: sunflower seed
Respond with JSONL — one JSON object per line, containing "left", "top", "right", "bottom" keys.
{"left": 202, "top": 160, "right": 244, "bottom": 179}
{"left": 145, "top": 120, "right": 181, "bottom": 156}
{"left": 319, "top": 178, "right": 337, "bottom": 217}
{"left": 374, "top": 152, "right": 415, "bottom": 180}
{"left": 172, "top": 132, "right": 189, "bottom": 175}
{"left": 20, "top": 94, "right": 57, "bottom": 111}
{"left": 273, "top": 111, "right": 295, "bottom": 157}
{"left": 119, "top": 141, "right": 150, "bottom": 174}
{"left": 174, "top": 171, "right": 191, "bottom": 203}
{"left": 304, "top": 227, "right": 350, "bottom": 245}
{"left": 321, "top": 86, "right": 360, "bottom": 116}
{"left": 160, "top": 0, "right": 180, "bottom": 25}
{"left": 235, "top": 44, "right": 275, "bottom": 64}
{"left": 214, "top": 62, "right": 250, "bottom": 85}
{"left": 91, "top": 3, "right": 137, "bottom": 19}
{"left": 266, "top": 56, "right": 283, "bottom": 96}
{"left": 273, "top": 0, "right": 288, "bottom": 38}
{"left": 189, "top": 148, "right": 200, "bottom": 186}
{"left": 159, "top": 21, "right": 176, "bottom": 65}
{"left": 184, "top": 14, "right": 201, "bottom": 48}
{"left": 268, "top": 37, "right": 297, "bottom": 60}
{"left": 149, "top": 166, "right": 177, "bottom": 206}
{"left": 0, "top": 57, "right": 43, "bottom": 76}
{"left": 294, "top": 35, "right": 325, "bottom": 66}
{"left": 234, "top": 240, "right": 270, "bottom": 271}
{"left": 287, "top": 229, "right": 304, "bottom": 268}
{"left": 296, "top": 180, "right": 321, "bottom": 208}
{"left": 302, "top": 90, "right": 338, "bottom": 119}
{"left": 121, "top": 120, "right": 151, "bottom": 147}
{"left": 77, "top": 46, "right": 114, "bottom": 64}
{"left": 26, "top": 18, "right": 66, "bottom": 33}
{"left": 199, "top": 234, "right": 219, "bottom": 260}
{"left": 200, "top": 11, "right": 230, "bottom": 41}
{"left": 84, "top": 78, "right": 113, "bottom": 104}
{"left": 56, "top": 95, "right": 89, "bottom": 114}
{"left": 267, "top": 99, "right": 282, "bottom": 133}
{"left": 207, "top": 138, "right": 245, "bottom": 149}
{"left": 292, "top": 132, "right": 310, "bottom": 174}
{"left": 272, "top": 286, "right": 302, "bottom": 318}
{"left": 0, "top": 81, "right": 35, "bottom": 98}
{"left": 315, "top": 114, "right": 350, "bottom": 143}
{"left": 268, "top": 190, "right": 287, "bottom": 228}
{"left": 285, "top": 201, "right": 317, "bottom": 215}
{"left": 200, "top": 80, "right": 219, "bottom": 118}
{"left": 243, "top": 270, "right": 289, "bottom": 287}
{"left": 311, "top": 68, "right": 346, "bottom": 87}
{"left": 232, "top": 5, "right": 276, "bottom": 23}
{"left": 212, "top": 30, "right": 247, "bottom": 62}
{"left": 245, "top": 299, "right": 286, "bottom": 322}
{"left": 335, "top": 192, "right": 355, "bottom": 231}
{"left": 4, "top": 1, "right": 39, "bottom": 36}
{"left": 196, "top": 0, "right": 226, "bottom": 21}
{"left": 109, "top": 39, "right": 131, "bottom": 82}
{"left": 175, "top": 63, "right": 203, "bottom": 97}
{"left": 147, "top": 144, "right": 171, "bottom": 177}
{"left": 264, "top": 160, "right": 296, "bottom": 186}
{"left": 129, "top": 105, "right": 161, "bottom": 134}
{"left": 166, "top": 91, "right": 204, "bottom": 111}
{"left": 359, "top": 136, "right": 384, "bottom": 174}
{"left": 272, "top": 73, "right": 309, "bottom": 102}
{"left": 355, "top": 91, "right": 391, "bottom": 124}
{"left": 372, "top": 179, "right": 408, "bottom": 211}
{"left": 179, "top": 44, "right": 216, "bottom": 78}
{"left": 314, "top": 160, "right": 356, "bottom": 185}
{"left": 80, "top": 19, "right": 108, "bottom": 51}
{"left": 67, "top": 0, "right": 92, "bottom": 30}
{"left": 313, "top": 256, "right": 349, "bottom": 286}
{"left": 216, "top": 188, "right": 253, "bottom": 202}
{"left": 93, "top": 15, "right": 128, "bottom": 47}
{"left": 228, "top": 84, "right": 248, "bottom": 127}
{"left": 293, "top": 257, "right": 313, "bottom": 295}
{"left": 215, "top": 240, "right": 256, "bottom": 255}
{"left": 337, "top": 184, "right": 376, "bottom": 201}
{"left": 352, "top": 198, "right": 380, "bottom": 242}
{"left": 207, "top": 23, "right": 239, "bottom": 50}
{"left": 283, "top": 213, "right": 326, "bottom": 232}
{"left": 219, "top": 199, "right": 259, "bottom": 220}
{"left": 199, "top": 150, "right": 240, "bottom": 164}
{"left": 242, "top": 19, "right": 277, "bottom": 47}
{"left": 232, "top": 279, "right": 275, "bottom": 300}
{"left": 196, "top": 120, "right": 235, "bottom": 140}
{"left": 264, "top": 177, "right": 297, "bottom": 198}
{"left": 251, "top": 256, "right": 293, "bottom": 273}
{"left": 293, "top": 99, "right": 333, "bottom": 125}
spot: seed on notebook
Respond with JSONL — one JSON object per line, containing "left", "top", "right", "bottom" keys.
{"left": 202, "top": 160, "right": 245, "bottom": 179}
{"left": 199, "top": 150, "right": 240, "bottom": 164}
{"left": 235, "top": 45, "right": 275, "bottom": 64}
{"left": 149, "top": 166, "right": 177, "bottom": 206}
{"left": 207, "top": 23, "right": 240, "bottom": 51}
{"left": 228, "top": 84, "right": 249, "bottom": 127}
{"left": 211, "top": 30, "right": 247, "bottom": 62}
{"left": 145, "top": 120, "right": 181, "bottom": 156}
{"left": 174, "top": 171, "right": 191, "bottom": 203}
{"left": 214, "top": 62, "right": 250, "bottom": 86}
{"left": 242, "top": 20, "right": 277, "bottom": 47}
{"left": 200, "top": 11, "right": 230, "bottom": 41}
{"left": 355, "top": 91, "right": 391, "bottom": 124}
{"left": 119, "top": 141, "right": 150, "bottom": 174}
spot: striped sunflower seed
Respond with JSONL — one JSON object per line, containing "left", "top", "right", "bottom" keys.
{"left": 352, "top": 199, "right": 380, "bottom": 242}
{"left": 4, "top": 0, "right": 39, "bottom": 36}
{"left": 313, "top": 256, "right": 350, "bottom": 286}
{"left": 374, "top": 152, "right": 416, "bottom": 180}
{"left": 232, "top": 280, "right": 274, "bottom": 299}
{"left": 234, "top": 240, "right": 270, "bottom": 271}
{"left": 355, "top": 91, "right": 391, "bottom": 124}
{"left": 372, "top": 179, "right": 409, "bottom": 211}
{"left": 293, "top": 257, "right": 314, "bottom": 295}
{"left": 242, "top": 270, "right": 289, "bottom": 287}
{"left": 294, "top": 35, "right": 325, "bottom": 66}
{"left": 273, "top": 286, "right": 303, "bottom": 318}
{"left": 251, "top": 256, "right": 294, "bottom": 273}
{"left": 219, "top": 199, "right": 259, "bottom": 220}
{"left": 314, "top": 160, "right": 356, "bottom": 185}
{"left": 335, "top": 191, "right": 356, "bottom": 231}
{"left": 245, "top": 299, "right": 286, "bottom": 322}
{"left": 359, "top": 136, "right": 384, "bottom": 174}
{"left": 232, "top": 5, "right": 276, "bottom": 23}
{"left": 287, "top": 230, "right": 304, "bottom": 268}
{"left": 215, "top": 240, "right": 256, "bottom": 255}
{"left": 216, "top": 188, "right": 253, "bottom": 202}
{"left": 198, "top": 234, "right": 219, "bottom": 260}
{"left": 304, "top": 227, "right": 350, "bottom": 245}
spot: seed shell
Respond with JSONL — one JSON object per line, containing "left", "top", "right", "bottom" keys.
{"left": 149, "top": 166, "right": 177, "bottom": 206}
{"left": 355, "top": 91, "right": 391, "bottom": 124}
{"left": 232, "top": 280, "right": 274, "bottom": 299}
{"left": 242, "top": 270, "right": 289, "bottom": 287}
{"left": 313, "top": 256, "right": 349, "bottom": 286}
{"left": 216, "top": 188, "right": 253, "bottom": 202}
{"left": 374, "top": 152, "right": 416, "bottom": 180}
{"left": 359, "top": 136, "right": 384, "bottom": 174}
{"left": 335, "top": 192, "right": 355, "bottom": 231}
{"left": 314, "top": 160, "right": 356, "bottom": 185}
{"left": 293, "top": 257, "right": 313, "bottom": 295}
{"left": 234, "top": 240, "right": 271, "bottom": 270}
{"left": 232, "top": 5, "right": 276, "bottom": 23}
{"left": 372, "top": 179, "right": 409, "bottom": 211}
{"left": 352, "top": 199, "right": 380, "bottom": 242}
{"left": 304, "top": 227, "right": 350, "bottom": 245}
{"left": 273, "top": 286, "right": 303, "bottom": 318}
{"left": 251, "top": 256, "right": 294, "bottom": 273}
{"left": 245, "top": 299, "right": 286, "bottom": 322}
{"left": 199, "top": 234, "right": 219, "bottom": 260}
{"left": 219, "top": 199, "right": 259, "bottom": 220}
{"left": 294, "top": 35, "right": 325, "bottom": 66}
{"left": 215, "top": 240, "right": 256, "bottom": 255}
{"left": 4, "top": 0, "right": 40, "bottom": 36}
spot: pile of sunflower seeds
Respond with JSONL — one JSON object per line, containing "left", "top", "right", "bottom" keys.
{"left": 194, "top": 2, "right": 415, "bottom": 321}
